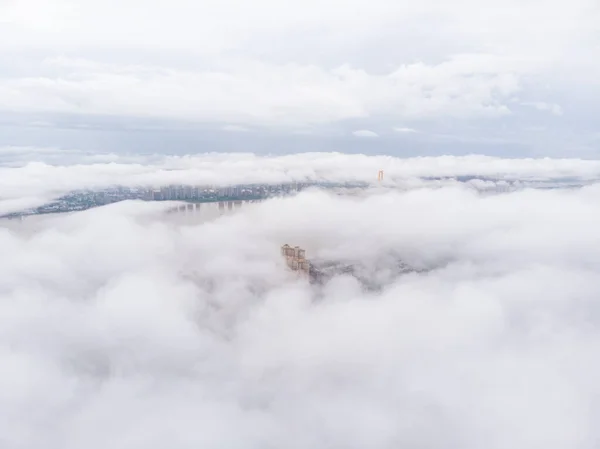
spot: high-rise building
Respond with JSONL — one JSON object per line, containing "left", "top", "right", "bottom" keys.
{"left": 281, "top": 244, "right": 310, "bottom": 276}
{"left": 160, "top": 187, "right": 169, "bottom": 200}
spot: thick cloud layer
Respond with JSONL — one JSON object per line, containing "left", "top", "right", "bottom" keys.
{"left": 1, "top": 0, "right": 599, "bottom": 157}
{"left": 2, "top": 154, "right": 600, "bottom": 448}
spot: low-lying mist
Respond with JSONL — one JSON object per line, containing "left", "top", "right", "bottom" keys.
{"left": 2, "top": 180, "right": 600, "bottom": 448}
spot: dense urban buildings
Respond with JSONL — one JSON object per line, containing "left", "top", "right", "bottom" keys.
{"left": 1, "top": 181, "right": 366, "bottom": 219}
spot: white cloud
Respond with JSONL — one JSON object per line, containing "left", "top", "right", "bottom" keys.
{"left": 2, "top": 156, "right": 600, "bottom": 447}
{"left": 0, "top": 0, "right": 597, "bottom": 138}
{"left": 393, "top": 127, "right": 418, "bottom": 133}
{"left": 352, "top": 130, "right": 379, "bottom": 138}
{"left": 0, "top": 55, "right": 524, "bottom": 126}
{"left": 2, "top": 0, "right": 596, "bottom": 62}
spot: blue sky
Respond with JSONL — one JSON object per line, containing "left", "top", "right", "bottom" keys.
{"left": 1, "top": 0, "right": 599, "bottom": 157}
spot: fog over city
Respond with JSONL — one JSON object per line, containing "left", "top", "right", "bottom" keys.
{"left": 3, "top": 148, "right": 600, "bottom": 215}
{"left": 1, "top": 150, "right": 600, "bottom": 448}
{"left": 2, "top": 0, "right": 600, "bottom": 447}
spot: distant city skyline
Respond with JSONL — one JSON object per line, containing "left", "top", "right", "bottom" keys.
{"left": 3, "top": 172, "right": 594, "bottom": 220}
{"left": 0, "top": 180, "right": 369, "bottom": 218}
